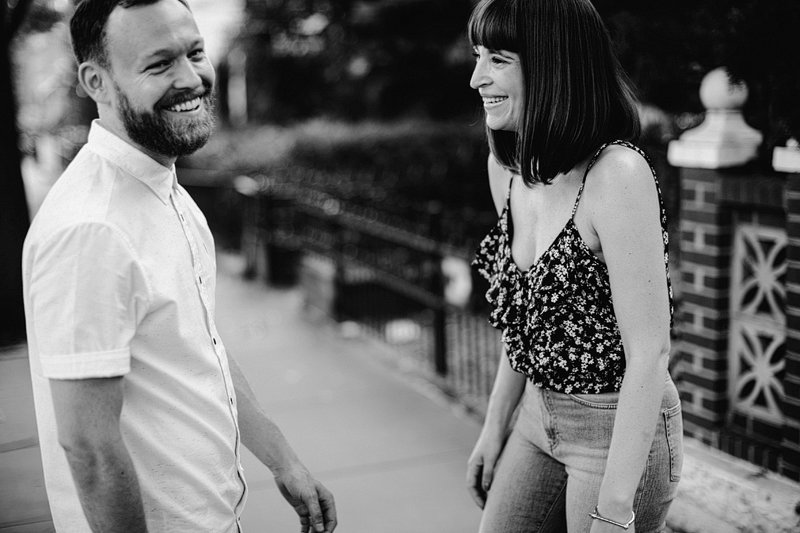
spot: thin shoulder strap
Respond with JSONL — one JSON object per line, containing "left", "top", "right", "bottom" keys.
{"left": 567, "top": 139, "right": 674, "bottom": 327}
{"left": 570, "top": 141, "right": 615, "bottom": 219}
{"left": 503, "top": 169, "right": 514, "bottom": 211}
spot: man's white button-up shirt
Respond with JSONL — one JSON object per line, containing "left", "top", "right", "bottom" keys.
{"left": 23, "top": 121, "right": 247, "bottom": 532}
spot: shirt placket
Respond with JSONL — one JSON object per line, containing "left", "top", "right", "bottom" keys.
{"left": 169, "top": 181, "right": 248, "bottom": 507}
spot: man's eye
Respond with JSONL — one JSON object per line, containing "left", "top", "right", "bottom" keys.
{"left": 189, "top": 49, "right": 206, "bottom": 60}
{"left": 148, "top": 60, "right": 170, "bottom": 71}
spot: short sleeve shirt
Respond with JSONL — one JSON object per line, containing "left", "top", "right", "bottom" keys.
{"left": 23, "top": 121, "right": 247, "bottom": 532}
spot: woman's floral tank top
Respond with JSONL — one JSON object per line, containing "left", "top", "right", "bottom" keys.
{"left": 472, "top": 140, "right": 674, "bottom": 394}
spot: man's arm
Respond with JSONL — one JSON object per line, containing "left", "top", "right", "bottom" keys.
{"left": 228, "top": 355, "right": 337, "bottom": 533}
{"left": 50, "top": 377, "right": 147, "bottom": 532}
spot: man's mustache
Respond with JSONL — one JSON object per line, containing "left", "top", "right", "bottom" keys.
{"left": 158, "top": 85, "right": 214, "bottom": 109}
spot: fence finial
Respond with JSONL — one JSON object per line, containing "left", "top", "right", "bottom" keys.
{"left": 667, "top": 67, "right": 763, "bottom": 169}
{"left": 773, "top": 138, "right": 800, "bottom": 173}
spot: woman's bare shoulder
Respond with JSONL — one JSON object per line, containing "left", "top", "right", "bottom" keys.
{"left": 582, "top": 144, "right": 658, "bottom": 216}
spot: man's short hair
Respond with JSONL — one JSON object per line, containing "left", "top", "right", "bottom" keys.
{"left": 70, "top": 0, "right": 191, "bottom": 68}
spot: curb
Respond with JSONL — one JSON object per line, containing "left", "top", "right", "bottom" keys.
{"left": 667, "top": 438, "right": 800, "bottom": 533}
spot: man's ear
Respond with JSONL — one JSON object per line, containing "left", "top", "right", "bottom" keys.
{"left": 77, "top": 61, "right": 113, "bottom": 105}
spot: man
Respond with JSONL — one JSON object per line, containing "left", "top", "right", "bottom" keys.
{"left": 22, "top": 1, "right": 337, "bottom": 531}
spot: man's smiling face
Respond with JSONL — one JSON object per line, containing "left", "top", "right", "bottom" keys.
{"left": 104, "top": 0, "right": 216, "bottom": 159}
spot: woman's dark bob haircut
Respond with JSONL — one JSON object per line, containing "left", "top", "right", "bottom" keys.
{"left": 468, "top": 0, "right": 640, "bottom": 185}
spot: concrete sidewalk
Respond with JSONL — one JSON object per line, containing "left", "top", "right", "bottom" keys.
{"left": 213, "top": 254, "right": 484, "bottom": 532}
{"left": 4, "top": 252, "right": 798, "bottom": 532}
{"left": 0, "top": 253, "right": 483, "bottom": 532}
{"left": 0, "top": 346, "right": 51, "bottom": 532}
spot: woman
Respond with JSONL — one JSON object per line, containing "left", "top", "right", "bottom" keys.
{"left": 465, "top": 0, "right": 683, "bottom": 532}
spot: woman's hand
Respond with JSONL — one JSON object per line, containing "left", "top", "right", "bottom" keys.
{"left": 466, "top": 427, "right": 506, "bottom": 509}
{"left": 466, "top": 351, "right": 526, "bottom": 509}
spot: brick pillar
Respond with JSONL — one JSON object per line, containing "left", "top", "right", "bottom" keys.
{"left": 781, "top": 171, "right": 800, "bottom": 481}
{"left": 675, "top": 169, "right": 732, "bottom": 442}
{"left": 667, "top": 67, "right": 763, "bottom": 445}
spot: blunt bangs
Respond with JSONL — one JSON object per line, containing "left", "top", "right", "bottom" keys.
{"left": 477, "top": 0, "right": 640, "bottom": 185}
{"left": 467, "top": 0, "right": 640, "bottom": 184}
{"left": 468, "top": 0, "right": 519, "bottom": 53}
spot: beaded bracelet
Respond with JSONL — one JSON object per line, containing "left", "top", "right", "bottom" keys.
{"left": 589, "top": 506, "right": 635, "bottom": 530}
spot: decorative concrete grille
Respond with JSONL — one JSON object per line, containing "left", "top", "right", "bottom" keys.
{"left": 729, "top": 224, "right": 787, "bottom": 424}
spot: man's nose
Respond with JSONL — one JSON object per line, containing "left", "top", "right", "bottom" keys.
{"left": 172, "top": 56, "right": 210, "bottom": 90}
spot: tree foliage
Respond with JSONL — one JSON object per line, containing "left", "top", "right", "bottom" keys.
{"left": 597, "top": 0, "right": 800, "bottom": 146}
{"left": 235, "top": 0, "right": 475, "bottom": 122}
{"left": 1, "top": 0, "right": 68, "bottom": 346}
{"left": 1, "top": 0, "right": 35, "bottom": 346}
{"left": 235, "top": 0, "right": 799, "bottom": 153}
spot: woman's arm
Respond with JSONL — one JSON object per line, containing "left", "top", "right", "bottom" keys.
{"left": 584, "top": 147, "right": 672, "bottom": 526}
{"left": 467, "top": 349, "right": 527, "bottom": 508}
{"left": 466, "top": 153, "right": 525, "bottom": 508}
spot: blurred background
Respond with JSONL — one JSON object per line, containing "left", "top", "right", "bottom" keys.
{"left": 3, "top": 1, "right": 800, "bottom": 531}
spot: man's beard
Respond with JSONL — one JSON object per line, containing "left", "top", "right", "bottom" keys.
{"left": 115, "top": 82, "right": 216, "bottom": 158}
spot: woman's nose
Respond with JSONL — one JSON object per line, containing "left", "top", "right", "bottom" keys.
{"left": 470, "top": 57, "right": 489, "bottom": 90}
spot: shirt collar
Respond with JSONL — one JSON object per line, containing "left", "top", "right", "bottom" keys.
{"left": 86, "top": 120, "right": 177, "bottom": 205}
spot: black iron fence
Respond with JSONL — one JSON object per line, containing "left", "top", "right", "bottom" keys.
{"left": 237, "top": 167, "right": 501, "bottom": 414}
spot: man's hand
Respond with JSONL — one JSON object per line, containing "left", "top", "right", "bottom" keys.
{"left": 228, "top": 355, "right": 337, "bottom": 531}
{"left": 275, "top": 465, "right": 337, "bottom": 533}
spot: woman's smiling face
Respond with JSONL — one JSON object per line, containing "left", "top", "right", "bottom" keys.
{"left": 469, "top": 45, "right": 524, "bottom": 132}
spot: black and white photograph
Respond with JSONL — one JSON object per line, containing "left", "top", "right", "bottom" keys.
{"left": 1, "top": 1, "right": 799, "bottom": 532}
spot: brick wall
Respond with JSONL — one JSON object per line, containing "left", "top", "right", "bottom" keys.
{"left": 676, "top": 167, "right": 800, "bottom": 480}
{"left": 676, "top": 169, "right": 732, "bottom": 443}
{"left": 782, "top": 173, "right": 800, "bottom": 480}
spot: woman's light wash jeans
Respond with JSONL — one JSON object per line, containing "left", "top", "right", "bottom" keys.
{"left": 479, "top": 377, "right": 683, "bottom": 533}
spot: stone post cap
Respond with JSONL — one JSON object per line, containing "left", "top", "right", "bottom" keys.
{"left": 699, "top": 67, "right": 748, "bottom": 110}
{"left": 773, "top": 138, "right": 800, "bottom": 173}
{"left": 668, "top": 67, "right": 763, "bottom": 169}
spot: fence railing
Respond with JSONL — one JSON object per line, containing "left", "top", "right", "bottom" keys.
{"left": 237, "top": 168, "right": 501, "bottom": 413}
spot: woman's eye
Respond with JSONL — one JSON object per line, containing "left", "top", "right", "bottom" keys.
{"left": 490, "top": 56, "right": 508, "bottom": 66}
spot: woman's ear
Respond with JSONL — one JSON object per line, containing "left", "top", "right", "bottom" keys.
{"left": 77, "top": 61, "right": 112, "bottom": 105}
